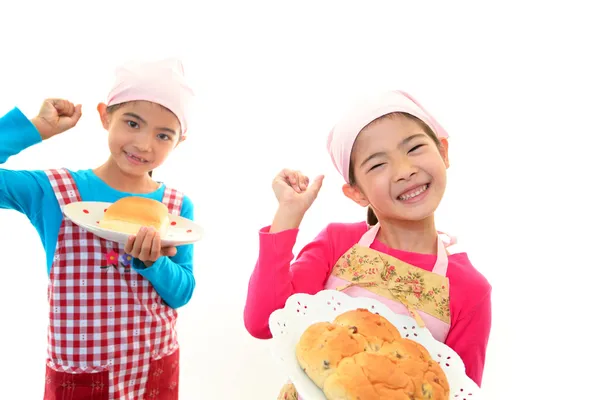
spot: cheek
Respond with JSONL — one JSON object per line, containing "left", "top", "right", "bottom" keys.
{"left": 427, "top": 160, "right": 448, "bottom": 188}
{"left": 153, "top": 141, "right": 177, "bottom": 159}
{"left": 107, "top": 132, "right": 126, "bottom": 151}
{"left": 362, "top": 173, "right": 392, "bottom": 200}
{"left": 418, "top": 153, "right": 446, "bottom": 175}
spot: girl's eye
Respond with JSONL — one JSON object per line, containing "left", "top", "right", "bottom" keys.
{"left": 369, "top": 163, "right": 384, "bottom": 171}
{"left": 127, "top": 120, "right": 139, "bottom": 129}
{"left": 408, "top": 144, "right": 425, "bottom": 153}
{"left": 158, "top": 133, "right": 171, "bottom": 141}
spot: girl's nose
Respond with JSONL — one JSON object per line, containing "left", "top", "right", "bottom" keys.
{"left": 132, "top": 134, "right": 152, "bottom": 152}
{"left": 393, "top": 161, "right": 418, "bottom": 182}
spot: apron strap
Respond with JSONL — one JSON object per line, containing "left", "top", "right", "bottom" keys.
{"left": 44, "top": 168, "right": 82, "bottom": 208}
{"left": 357, "top": 222, "right": 453, "bottom": 277}
{"left": 358, "top": 222, "right": 381, "bottom": 247}
{"left": 162, "top": 187, "right": 184, "bottom": 216}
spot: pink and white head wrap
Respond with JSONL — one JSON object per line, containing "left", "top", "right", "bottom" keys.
{"left": 106, "top": 57, "right": 194, "bottom": 137}
{"left": 326, "top": 90, "right": 449, "bottom": 183}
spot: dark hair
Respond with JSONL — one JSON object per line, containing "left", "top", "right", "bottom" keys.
{"left": 106, "top": 102, "right": 167, "bottom": 178}
{"left": 347, "top": 112, "right": 441, "bottom": 226}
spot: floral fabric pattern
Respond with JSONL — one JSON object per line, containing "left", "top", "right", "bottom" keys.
{"left": 332, "top": 245, "right": 451, "bottom": 323}
{"left": 277, "top": 383, "right": 298, "bottom": 400}
{"left": 100, "top": 251, "right": 133, "bottom": 271}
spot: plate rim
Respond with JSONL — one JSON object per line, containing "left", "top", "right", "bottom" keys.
{"left": 62, "top": 200, "right": 204, "bottom": 243}
{"left": 268, "top": 289, "right": 480, "bottom": 399}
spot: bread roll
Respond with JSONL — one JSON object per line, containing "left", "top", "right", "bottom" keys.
{"left": 333, "top": 308, "right": 402, "bottom": 351}
{"left": 323, "top": 352, "right": 414, "bottom": 400}
{"left": 295, "top": 322, "right": 368, "bottom": 389}
{"left": 99, "top": 196, "right": 169, "bottom": 236}
{"left": 296, "top": 309, "right": 450, "bottom": 400}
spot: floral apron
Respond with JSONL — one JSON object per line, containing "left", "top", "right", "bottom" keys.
{"left": 43, "top": 169, "right": 182, "bottom": 400}
{"left": 277, "top": 222, "right": 455, "bottom": 400}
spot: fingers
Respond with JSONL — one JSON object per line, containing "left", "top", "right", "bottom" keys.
{"left": 148, "top": 232, "right": 161, "bottom": 261}
{"left": 161, "top": 246, "right": 178, "bottom": 257}
{"left": 308, "top": 175, "right": 325, "bottom": 196}
{"left": 48, "top": 99, "right": 75, "bottom": 116}
{"left": 307, "top": 175, "right": 325, "bottom": 198}
{"left": 280, "top": 169, "right": 310, "bottom": 193}
{"left": 72, "top": 104, "right": 83, "bottom": 123}
{"left": 125, "top": 235, "right": 135, "bottom": 254}
{"left": 128, "top": 227, "right": 159, "bottom": 260}
{"left": 129, "top": 227, "right": 147, "bottom": 256}
{"left": 46, "top": 99, "right": 82, "bottom": 120}
{"left": 126, "top": 227, "right": 173, "bottom": 266}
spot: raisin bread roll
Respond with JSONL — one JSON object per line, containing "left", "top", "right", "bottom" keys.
{"left": 323, "top": 349, "right": 448, "bottom": 400}
{"left": 295, "top": 309, "right": 450, "bottom": 400}
{"left": 295, "top": 322, "right": 368, "bottom": 389}
{"left": 333, "top": 308, "right": 402, "bottom": 351}
{"left": 323, "top": 351, "right": 413, "bottom": 399}
{"left": 377, "top": 340, "right": 450, "bottom": 398}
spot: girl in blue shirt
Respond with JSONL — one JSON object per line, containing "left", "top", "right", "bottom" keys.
{"left": 0, "top": 58, "right": 195, "bottom": 400}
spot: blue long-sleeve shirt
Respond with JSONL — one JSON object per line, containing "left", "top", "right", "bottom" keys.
{"left": 0, "top": 107, "right": 195, "bottom": 308}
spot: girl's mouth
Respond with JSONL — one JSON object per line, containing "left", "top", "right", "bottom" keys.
{"left": 124, "top": 151, "right": 149, "bottom": 164}
{"left": 397, "top": 184, "right": 429, "bottom": 201}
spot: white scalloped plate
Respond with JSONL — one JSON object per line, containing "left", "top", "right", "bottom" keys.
{"left": 269, "top": 290, "right": 481, "bottom": 400}
{"left": 62, "top": 201, "right": 203, "bottom": 246}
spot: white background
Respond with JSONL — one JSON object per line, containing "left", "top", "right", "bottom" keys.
{"left": 1, "top": 1, "right": 599, "bottom": 399}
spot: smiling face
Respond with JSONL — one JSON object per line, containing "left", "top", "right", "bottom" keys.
{"left": 98, "top": 100, "right": 183, "bottom": 177}
{"left": 343, "top": 112, "right": 449, "bottom": 223}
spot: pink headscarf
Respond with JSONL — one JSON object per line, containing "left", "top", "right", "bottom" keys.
{"left": 106, "top": 58, "right": 194, "bottom": 137}
{"left": 326, "top": 90, "right": 449, "bottom": 183}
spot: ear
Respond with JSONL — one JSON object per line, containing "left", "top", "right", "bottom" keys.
{"left": 176, "top": 135, "right": 187, "bottom": 147}
{"left": 342, "top": 183, "right": 370, "bottom": 208}
{"left": 97, "top": 103, "right": 110, "bottom": 130}
{"left": 439, "top": 138, "right": 450, "bottom": 168}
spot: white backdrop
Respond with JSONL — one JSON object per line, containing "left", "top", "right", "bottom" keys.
{"left": 1, "top": 1, "right": 599, "bottom": 399}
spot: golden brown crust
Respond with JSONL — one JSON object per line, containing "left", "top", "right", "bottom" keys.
{"left": 295, "top": 309, "right": 449, "bottom": 400}
{"left": 295, "top": 322, "right": 368, "bottom": 389}
{"left": 100, "top": 196, "right": 169, "bottom": 235}
{"left": 323, "top": 352, "right": 416, "bottom": 400}
{"left": 333, "top": 308, "right": 403, "bottom": 351}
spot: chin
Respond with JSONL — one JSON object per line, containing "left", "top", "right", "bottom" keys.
{"left": 394, "top": 201, "right": 440, "bottom": 222}
{"left": 398, "top": 210, "right": 436, "bottom": 222}
{"left": 117, "top": 161, "right": 151, "bottom": 177}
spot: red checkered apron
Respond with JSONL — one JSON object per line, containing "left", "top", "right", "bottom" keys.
{"left": 42, "top": 168, "right": 184, "bottom": 400}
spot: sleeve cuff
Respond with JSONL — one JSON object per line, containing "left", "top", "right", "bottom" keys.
{"left": 7, "top": 107, "right": 42, "bottom": 146}
{"left": 132, "top": 256, "right": 167, "bottom": 277}
{"left": 259, "top": 225, "right": 299, "bottom": 256}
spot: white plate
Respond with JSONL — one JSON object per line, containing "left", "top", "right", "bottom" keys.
{"left": 63, "top": 201, "right": 203, "bottom": 246}
{"left": 269, "top": 290, "right": 481, "bottom": 400}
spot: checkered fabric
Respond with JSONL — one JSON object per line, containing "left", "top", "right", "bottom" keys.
{"left": 44, "top": 169, "right": 183, "bottom": 399}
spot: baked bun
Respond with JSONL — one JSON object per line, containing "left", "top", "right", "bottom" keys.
{"left": 323, "top": 349, "right": 448, "bottom": 400}
{"left": 323, "top": 352, "right": 413, "bottom": 399}
{"left": 377, "top": 340, "right": 450, "bottom": 398}
{"left": 296, "top": 309, "right": 450, "bottom": 400}
{"left": 99, "top": 196, "right": 169, "bottom": 236}
{"left": 295, "top": 322, "right": 368, "bottom": 389}
{"left": 333, "top": 308, "right": 402, "bottom": 351}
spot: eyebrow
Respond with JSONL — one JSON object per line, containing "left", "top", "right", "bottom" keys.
{"left": 123, "top": 112, "right": 177, "bottom": 135}
{"left": 359, "top": 133, "right": 427, "bottom": 167}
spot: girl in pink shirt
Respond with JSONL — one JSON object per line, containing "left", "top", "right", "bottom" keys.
{"left": 243, "top": 90, "right": 492, "bottom": 398}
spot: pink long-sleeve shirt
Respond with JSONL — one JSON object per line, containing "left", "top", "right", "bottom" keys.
{"left": 244, "top": 221, "right": 492, "bottom": 386}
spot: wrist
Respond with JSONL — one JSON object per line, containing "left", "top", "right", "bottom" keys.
{"left": 30, "top": 117, "right": 51, "bottom": 140}
{"left": 270, "top": 206, "right": 306, "bottom": 233}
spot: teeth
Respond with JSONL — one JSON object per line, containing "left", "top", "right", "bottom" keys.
{"left": 127, "top": 152, "right": 146, "bottom": 163}
{"left": 398, "top": 184, "right": 428, "bottom": 200}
